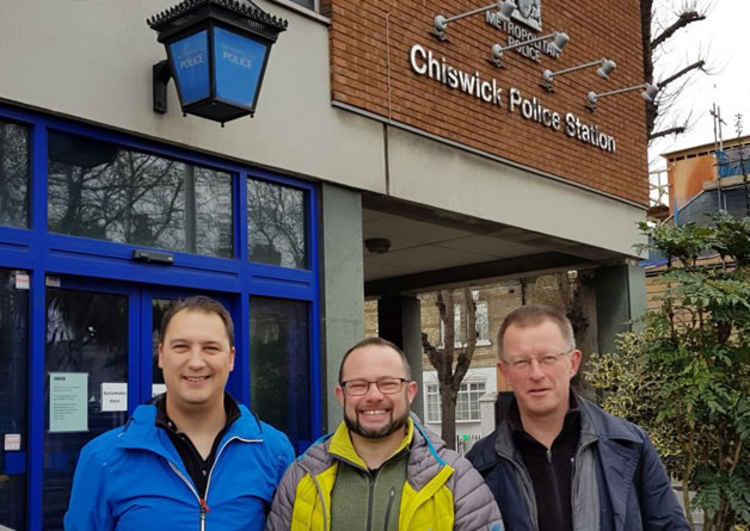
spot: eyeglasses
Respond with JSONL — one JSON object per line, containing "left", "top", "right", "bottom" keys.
{"left": 503, "top": 350, "right": 573, "bottom": 372}
{"left": 340, "top": 377, "right": 409, "bottom": 396}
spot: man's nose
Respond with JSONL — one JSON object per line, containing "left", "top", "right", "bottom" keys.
{"left": 528, "top": 359, "right": 545, "bottom": 379}
{"left": 363, "top": 381, "right": 385, "bottom": 398}
{"left": 186, "top": 347, "right": 207, "bottom": 367}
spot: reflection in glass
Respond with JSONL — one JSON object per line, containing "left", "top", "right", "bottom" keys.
{"left": 47, "top": 131, "right": 233, "bottom": 257}
{"left": 247, "top": 179, "right": 306, "bottom": 268}
{"left": 44, "top": 288, "right": 128, "bottom": 530}
{"left": 0, "top": 119, "right": 30, "bottom": 228}
{"left": 250, "top": 297, "right": 310, "bottom": 450}
{"left": 152, "top": 298, "right": 173, "bottom": 390}
{"left": 0, "top": 269, "right": 29, "bottom": 530}
{"left": 290, "top": 0, "right": 314, "bottom": 9}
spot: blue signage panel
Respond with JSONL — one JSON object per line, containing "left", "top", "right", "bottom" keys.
{"left": 169, "top": 30, "right": 210, "bottom": 105}
{"left": 213, "top": 27, "right": 267, "bottom": 108}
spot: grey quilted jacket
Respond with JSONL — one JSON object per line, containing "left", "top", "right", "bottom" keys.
{"left": 265, "top": 417, "right": 504, "bottom": 530}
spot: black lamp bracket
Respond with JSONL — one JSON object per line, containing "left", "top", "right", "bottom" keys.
{"left": 153, "top": 60, "right": 172, "bottom": 114}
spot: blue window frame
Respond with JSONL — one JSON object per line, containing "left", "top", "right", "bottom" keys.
{"left": 0, "top": 103, "right": 322, "bottom": 531}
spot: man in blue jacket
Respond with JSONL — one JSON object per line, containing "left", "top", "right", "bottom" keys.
{"left": 467, "top": 304, "right": 689, "bottom": 531}
{"left": 64, "top": 296, "right": 294, "bottom": 530}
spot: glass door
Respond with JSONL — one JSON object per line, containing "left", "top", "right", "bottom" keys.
{"left": 41, "top": 278, "right": 236, "bottom": 530}
{"left": 43, "top": 282, "right": 130, "bottom": 529}
{"left": 0, "top": 269, "right": 29, "bottom": 531}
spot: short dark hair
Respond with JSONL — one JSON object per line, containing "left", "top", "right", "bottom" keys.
{"left": 497, "top": 304, "right": 575, "bottom": 359}
{"left": 338, "top": 337, "right": 412, "bottom": 384}
{"left": 160, "top": 296, "right": 234, "bottom": 346}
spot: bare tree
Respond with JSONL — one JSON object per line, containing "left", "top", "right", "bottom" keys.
{"left": 421, "top": 288, "right": 477, "bottom": 450}
{"left": 642, "top": 0, "right": 713, "bottom": 142}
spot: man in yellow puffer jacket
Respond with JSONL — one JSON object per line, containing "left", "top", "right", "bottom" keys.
{"left": 265, "top": 337, "right": 504, "bottom": 531}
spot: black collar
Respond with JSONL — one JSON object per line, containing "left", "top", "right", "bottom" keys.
{"left": 154, "top": 392, "right": 241, "bottom": 433}
{"left": 507, "top": 391, "right": 581, "bottom": 436}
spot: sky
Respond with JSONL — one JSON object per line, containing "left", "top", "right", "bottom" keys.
{"left": 648, "top": 0, "right": 750, "bottom": 170}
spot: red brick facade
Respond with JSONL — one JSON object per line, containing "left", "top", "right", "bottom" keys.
{"left": 326, "top": 0, "right": 648, "bottom": 205}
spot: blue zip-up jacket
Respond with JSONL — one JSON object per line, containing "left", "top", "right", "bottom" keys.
{"left": 64, "top": 402, "right": 294, "bottom": 531}
{"left": 467, "top": 393, "right": 689, "bottom": 531}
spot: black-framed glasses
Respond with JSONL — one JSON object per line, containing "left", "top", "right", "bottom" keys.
{"left": 340, "top": 377, "right": 409, "bottom": 396}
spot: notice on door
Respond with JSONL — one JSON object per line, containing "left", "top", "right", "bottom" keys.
{"left": 49, "top": 372, "right": 88, "bottom": 433}
{"left": 101, "top": 382, "right": 128, "bottom": 412}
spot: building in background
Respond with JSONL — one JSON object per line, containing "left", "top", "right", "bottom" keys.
{"left": 662, "top": 135, "right": 750, "bottom": 224}
{"left": 1, "top": 0, "right": 650, "bottom": 527}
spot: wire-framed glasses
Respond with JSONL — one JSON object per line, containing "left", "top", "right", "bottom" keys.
{"left": 503, "top": 349, "right": 573, "bottom": 372}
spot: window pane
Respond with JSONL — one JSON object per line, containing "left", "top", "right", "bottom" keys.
{"left": 0, "top": 119, "right": 30, "bottom": 228}
{"left": 44, "top": 287, "right": 129, "bottom": 530}
{"left": 454, "top": 306, "right": 464, "bottom": 344}
{"left": 476, "top": 301, "right": 489, "bottom": 341}
{"left": 250, "top": 297, "right": 310, "bottom": 450}
{"left": 426, "top": 384, "right": 440, "bottom": 422}
{"left": 0, "top": 269, "right": 29, "bottom": 530}
{"left": 48, "top": 131, "right": 233, "bottom": 257}
{"left": 247, "top": 178, "right": 307, "bottom": 268}
{"left": 289, "top": 0, "right": 314, "bottom": 9}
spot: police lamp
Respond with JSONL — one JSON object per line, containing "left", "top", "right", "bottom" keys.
{"left": 148, "top": 0, "right": 287, "bottom": 125}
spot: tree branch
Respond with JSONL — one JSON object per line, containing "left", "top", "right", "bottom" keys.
{"left": 649, "top": 126, "right": 686, "bottom": 141}
{"left": 453, "top": 288, "right": 477, "bottom": 386}
{"left": 651, "top": 11, "right": 705, "bottom": 49}
{"left": 658, "top": 60, "right": 705, "bottom": 90}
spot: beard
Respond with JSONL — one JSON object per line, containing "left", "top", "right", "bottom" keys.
{"left": 344, "top": 403, "right": 410, "bottom": 439}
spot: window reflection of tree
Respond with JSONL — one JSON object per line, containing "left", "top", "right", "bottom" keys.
{"left": 247, "top": 180, "right": 306, "bottom": 268}
{"left": 0, "top": 270, "right": 28, "bottom": 433}
{"left": 0, "top": 121, "right": 30, "bottom": 228}
{"left": 47, "top": 133, "right": 233, "bottom": 257}
{"left": 45, "top": 290, "right": 128, "bottom": 379}
{"left": 0, "top": 271, "right": 27, "bottom": 531}
{"left": 250, "top": 298, "right": 310, "bottom": 443}
{"left": 48, "top": 148, "right": 185, "bottom": 249}
{"left": 195, "top": 167, "right": 233, "bottom": 257}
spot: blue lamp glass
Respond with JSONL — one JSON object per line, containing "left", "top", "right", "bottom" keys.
{"left": 149, "top": 0, "right": 287, "bottom": 124}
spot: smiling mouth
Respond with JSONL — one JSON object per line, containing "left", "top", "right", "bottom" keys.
{"left": 183, "top": 376, "right": 210, "bottom": 382}
{"left": 360, "top": 409, "right": 388, "bottom": 416}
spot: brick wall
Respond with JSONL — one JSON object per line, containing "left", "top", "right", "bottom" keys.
{"left": 327, "top": 0, "right": 648, "bottom": 205}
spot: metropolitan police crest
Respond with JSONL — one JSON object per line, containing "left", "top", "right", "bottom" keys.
{"left": 513, "top": 0, "right": 542, "bottom": 31}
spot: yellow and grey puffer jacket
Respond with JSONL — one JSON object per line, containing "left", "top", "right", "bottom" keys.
{"left": 265, "top": 417, "right": 504, "bottom": 531}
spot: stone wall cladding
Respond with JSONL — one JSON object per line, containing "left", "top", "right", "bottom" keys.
{"left": 327, "top": 0, "right": 648, "bottom": 205}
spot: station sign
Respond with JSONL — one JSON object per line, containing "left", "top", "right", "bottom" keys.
{"left": 409, "top": 44, "right": 617, "bottom": 153}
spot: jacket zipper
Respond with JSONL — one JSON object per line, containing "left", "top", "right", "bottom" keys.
{"left": 166, "top": 436, "right": 262, "bottom": 530}
{"left": 383, "top": 487, "right": 396, "bottom": 531}
{"left": 545, "top": 446, "right": 565, "bottom": 529}
{"left": 366, "top": 472, "right": 376, "bottom": 531}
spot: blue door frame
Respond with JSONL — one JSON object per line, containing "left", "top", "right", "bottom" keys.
{"left": 0, "top": 103, "right": 323, "bottom": 530}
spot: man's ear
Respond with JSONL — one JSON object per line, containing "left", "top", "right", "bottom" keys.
{"left": 406, "top": 380, "right": 418, "bottom": 405}
{"left": 569, "top": 349, "right": 582, "bottom": 377}
{"left": 334, "top": 385, "right": 345, "bottom": 408}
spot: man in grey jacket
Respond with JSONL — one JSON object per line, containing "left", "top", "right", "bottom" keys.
{"left": 266, "top": 337, "right": 504, "bottom": 530}
{"left": 467, "top": 304, "right": 689, "bottom": 531}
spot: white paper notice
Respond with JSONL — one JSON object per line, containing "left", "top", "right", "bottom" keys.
{"left": 101, "top": 382, "right": 128, "bottom": 412}
{"left": 152, "top": 383, "right": 167, "bottom": 397}
{"left": 49, "top": 372, "right": 88, "bottom": 433}
{"left": 4, "top": 433, "right": 21, "bottom": 451}
{"left": 15, "top": 273, "right": 29, "bottom": 290}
